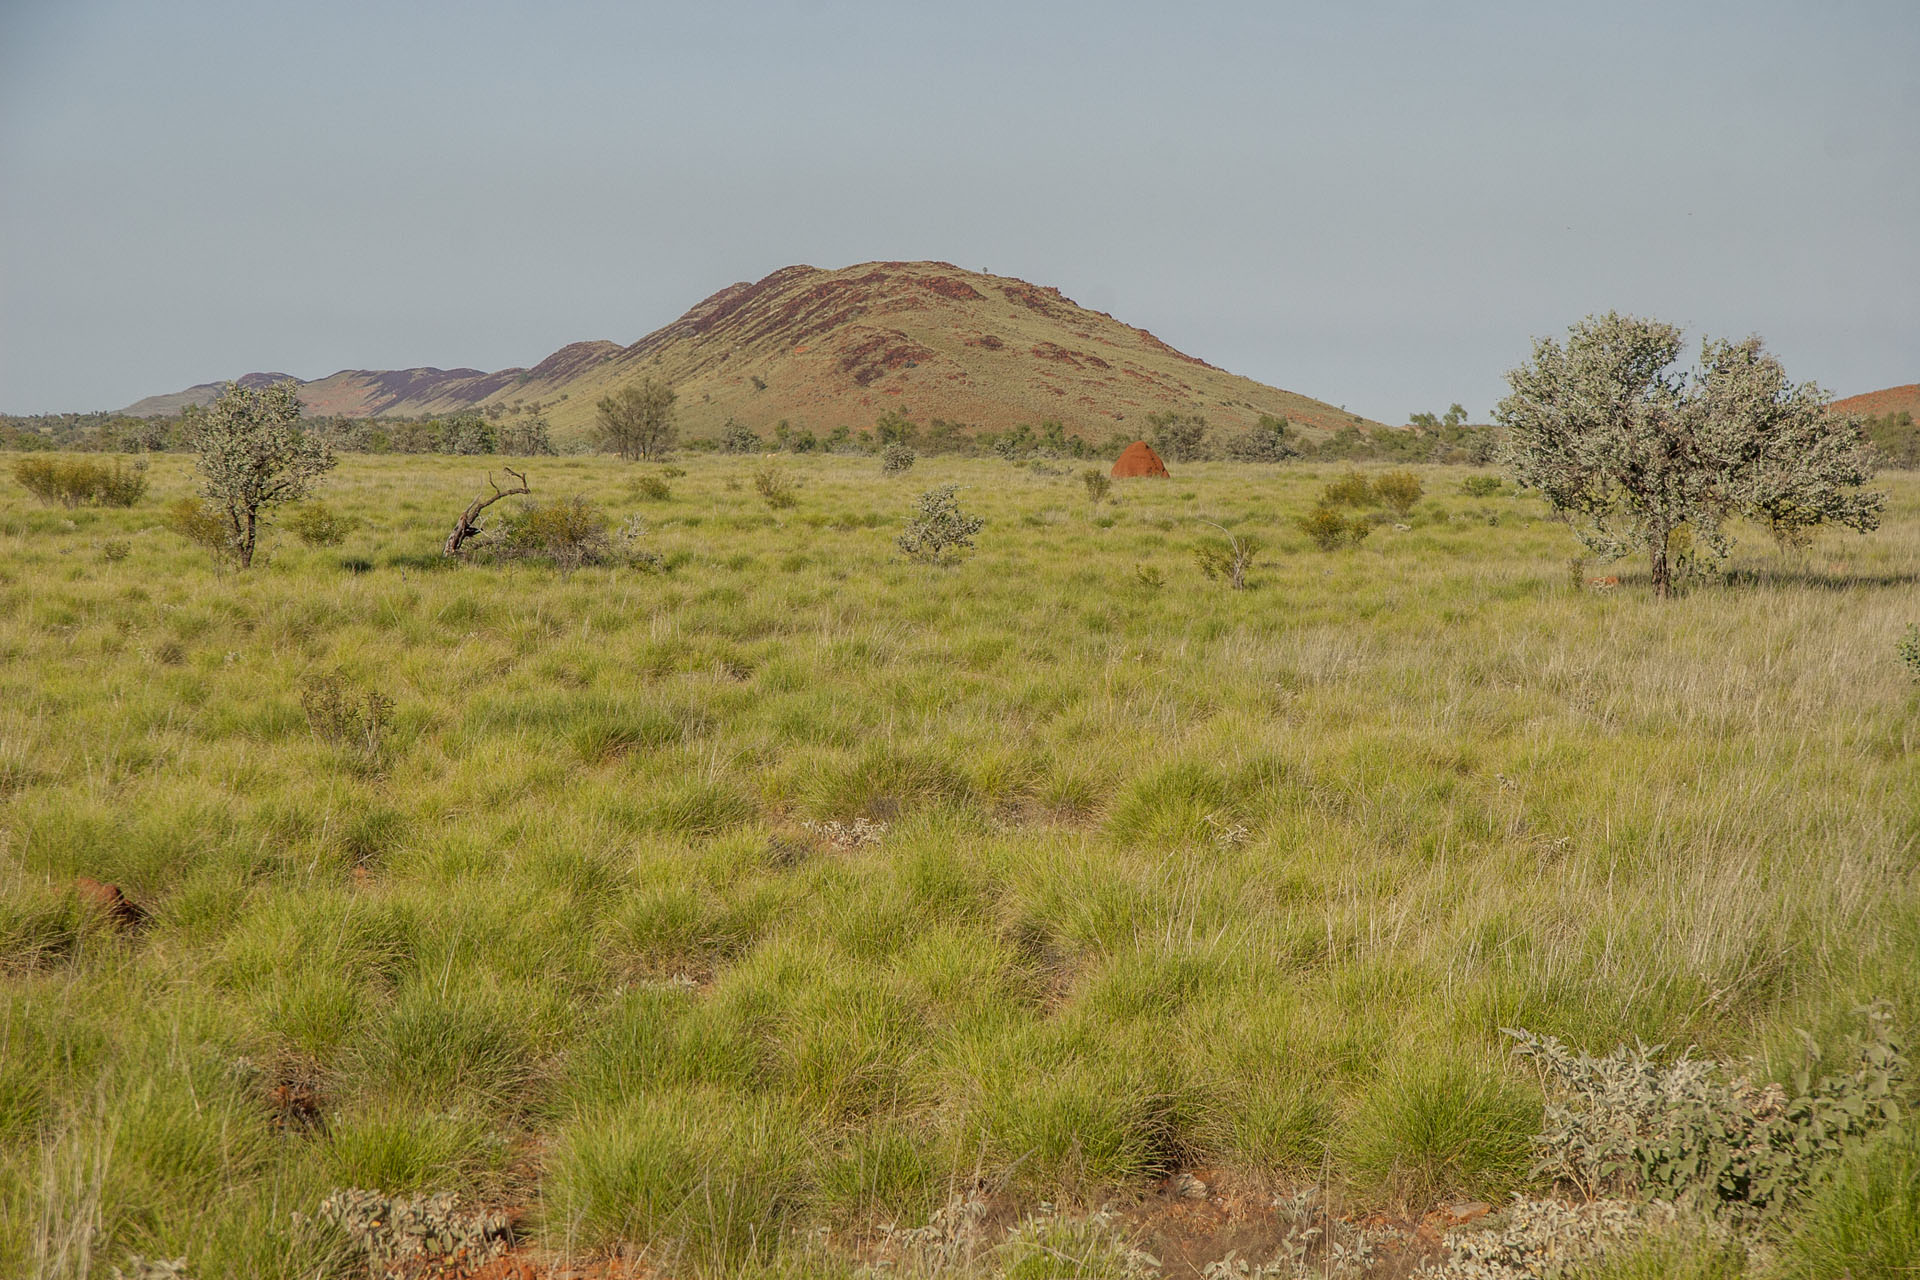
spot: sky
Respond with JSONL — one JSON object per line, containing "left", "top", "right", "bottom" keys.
{"left": 2, "top": 0, "right": 1916, "bottom": 423}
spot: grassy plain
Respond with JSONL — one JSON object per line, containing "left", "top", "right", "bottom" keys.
{"left": 2, "top": 453, "right": 1917, "bottom": 1277}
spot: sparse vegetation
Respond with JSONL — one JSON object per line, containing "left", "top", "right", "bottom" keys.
{"left": 1296, "top": 503, "right": 1371, "bottom": 549}
{"left": 12, "top": 456, "right": 148, "bottom": 507}
{"left": 4, "top": 451, "right": 1917, "bottom": 1280}
{"left": 882, "top": 442, "right": 917, "bottom": 475}
{"left": 1373, "top": 469, "right": 1423, "bottom": 516}
{"left": 754, "top": 464, "right": 798, "bottom": 509}
{"left": 1081, "top": 468, "right": 1112, "bottom": 503}
{"left": 284, "top": 500, "right": 360, "bottom": 547}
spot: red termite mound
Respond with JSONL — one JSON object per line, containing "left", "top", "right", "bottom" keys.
{"left": 1111, "top": 440, "right": 1170, "bottom": 478}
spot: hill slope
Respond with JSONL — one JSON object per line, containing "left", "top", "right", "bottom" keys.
{"left": 122, "top": 262, "right": 1382, "bottom": 440}
{"left": 1832, "top": 383, "right": 1920, "bottom": 421}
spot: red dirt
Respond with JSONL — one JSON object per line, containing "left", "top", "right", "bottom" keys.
{"left": 75, "top": 876, "right": 147, "bottom": 930}
{"left": 1831, "top": 383, "right": 1919, "bottom": 419}
{"left": 1112, "top": 440, "right": 1170, "bottom": 478}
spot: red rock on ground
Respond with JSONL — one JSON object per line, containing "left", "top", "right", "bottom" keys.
{"left": 75, "top": 876, "right": 148, "bottom": 930}
{"left": 1111, "top": 440, "right": 1170, "bottom": 478}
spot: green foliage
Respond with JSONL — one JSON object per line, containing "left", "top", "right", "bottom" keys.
{"left": 720, "top": 419, "right": 760, "bottom": 454}
{"left": 1510, "top": 1003, "right": 1906, "bottom": 1221}
{"left": 630, "top": 474, "right": 672, "bottom": 501}
{"left": 1372, "top": 469, "right": 1423, "bottom": 516}
{"left": 1296, "top": 505, "right": 1371, "bottom": 550}
{"left": 1461, "top": 474, "right": 1504, "bottom": 497}
{"left": 595, "top": 377, "right": 678, "bottom": 461}
{"left": 479, "top": 495, "right": 637, "bottom": 572}
{"left": 1343, "top": 1058, "right": 1536, "bottom": 1199}
{"left": 1898, "top": 624, "right": 1920, "bottom": 681}
{"left": 881, "top": 442, "right": 917, "bottom": 475}
{"left": 1223, "top": 414, "right": 1298, "bottom": 463}
{"left": 754, "top": 465, "right": 798, "bottom": 509}
{"left": 161, "top": 496, "right": 233, "bottom": 560}
{"left": 1779, "top": 1122, "right": 1920, "bottom": 1280}
{"left": 897, "top": 483, "right": 983, "bottom": 562}
{"left": 1321, "top": 469, "right": 1375, "bottom": 507}
{"left": 12, "top": 456, "right": 148, "bottom": 507}
{"left": 1863, "top": 409, "right": 1919, "bottom": 469}
{"left": 1147, "top": 411, "right": 1210, "bottom": 462}
{"left": 1194, "top": 527, "right": 1260, "bottom": 589}
{"left": 1081, "top": 469, "right": 1112, "bottom": 503}
{"left": 284, "top": 501, "right": 360, "bottom": 547}
{"left": 1497, "top": 313, "right": 1883, "bottom": 596}
{"left": 298, "top": 671, "right": 394, "bottom": 765}
{"left": 876, "top": 408, "right": 918, "bottom": 447}
{"left": 442, "top": 412, "right": 496, "bottom": 455}
{"left": 183, "top": 380, "right": 334, "bottom": 568}
{"left": 497, "top": 412, "right": 555, "bottom": 455}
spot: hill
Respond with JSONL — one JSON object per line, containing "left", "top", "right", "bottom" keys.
{"left": 121, "top": 262, "right": 1384, "bottom": 440}
{"left": 1832, "top": 382, "right": 1920, "bottom": 422}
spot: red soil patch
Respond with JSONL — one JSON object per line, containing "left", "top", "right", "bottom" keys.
{"left": 1112, "top": 440, "right": 1170, "bottom": 478}
{"left": 1831, "top": 383, "right": 1919, "bottom": 419}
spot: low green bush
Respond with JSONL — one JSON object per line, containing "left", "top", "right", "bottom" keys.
{"left": 12, "top": 456, "right": 148, "bottom": 507}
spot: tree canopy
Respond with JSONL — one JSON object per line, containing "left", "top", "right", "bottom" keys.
{"left": 1496, "top": 313, "right": 1882, "bottom": 595}
{"left": 183, "top": 380, "right": 334, "bottom": 568}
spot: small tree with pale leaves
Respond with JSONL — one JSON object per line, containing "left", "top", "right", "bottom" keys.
{"left": 1496, "top": 313, "right": 1883, "bottom": 597}
{"left": 183, "top": 380, "right": 334, "bottom": 568}
{"left": 897, "top": 484, "right": 983, "bottom": 563}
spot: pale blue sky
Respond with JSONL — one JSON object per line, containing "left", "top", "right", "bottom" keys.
{"left": 3, "top": 0, "right": 1915, "bottom": 421}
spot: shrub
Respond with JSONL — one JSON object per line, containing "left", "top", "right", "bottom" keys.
{"left": 719, "top": 420, "right": 760, "bottom": 454}
{"left": 299, "top": 671, "right": 394, "bottom": 765}
{"left": 285, "top": 501, "right": 360, "bottom": 547}
{"left": 1223, "top": 414, "right": 1297, "bottom": 462}
{"left": 1193, "top": 526, "right": 1260, "bottom": 589}
{"left": 1461, "top": 474, "right": 1504, "bottom": 497}
{"left": 1899, "top": 624, "right": 1920, "bottom": 681}
{"left": 630, "top": 475, "right": 671, "bottom": 501}
{"left": 754, "top": 465, "right": 798, "bottom": 509}
{"left": 1081, "top": 469, "right": 1112, "bottom": 503}
{"left": 881, "top": 443, "right": 916, "bottom": 475}
{"left": 162, "top": 496, "right": 234, "bottom": 560}
{"left": 1509, "top": 1002, "right": 1905, "bottom": 1222}
{"left": 1146, "top": 411, "right": 1210, "bottom": 462}
{"left": 897, "top": 484, "right": 983, "bottom": 563}
{"left": 1296, "top": 505, "right": 1371, "bottom": 550}
{"left": 1321, "top": 469, "right": 1374, "bottom": 507}
{"left": 1373, "top": 469, "right": 1423, "bottom": 515}
{"left": 100, "top": 540, "right": 130, "bottom": 563}
{"left": 12, "top": 456, "right": 148, "bottom": 507}
{"left": 480, "top": 496, "right": 624, "bottom": 572}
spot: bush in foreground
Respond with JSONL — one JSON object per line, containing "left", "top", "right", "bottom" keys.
{"left": 12, "top": 456, "right": 148, "bottom": 507}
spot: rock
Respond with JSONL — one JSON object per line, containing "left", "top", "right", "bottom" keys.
{"left": 75, "top": 876, "right": 148, "bottom": 931}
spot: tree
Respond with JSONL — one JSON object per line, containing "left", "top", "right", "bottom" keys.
{"left": 1496, "top": 313, "right": 1883, "bottom": 596}
{"left": 595, "top": 378, "right": 677, "bottom": 461}
{"left": 1147, "top": 411, "right": 1210, "bottom": 462}
{"left": 183, "top": 380, "right": 334, "bottom": 568}
{"left": 897, "top": 484, "right": 983, "bottom": 563}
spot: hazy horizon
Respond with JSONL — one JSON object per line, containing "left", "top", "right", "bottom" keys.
{"left": 3, "top": 0, "right": 1915, "bottom": 422}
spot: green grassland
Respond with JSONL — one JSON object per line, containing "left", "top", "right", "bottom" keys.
{"left": 2, "top": 454, "right": 1917, "bottom": 1277}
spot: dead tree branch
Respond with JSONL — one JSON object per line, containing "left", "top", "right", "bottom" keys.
{"left": 444, "top": 467, "right": 530, "bottom": 557}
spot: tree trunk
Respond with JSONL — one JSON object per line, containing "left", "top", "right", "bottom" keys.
{"left": 239, "top": 509, "right": 257, "bottom": 569}
{"left": 1648, "top": 529, "right": 1671, "bottom": 598}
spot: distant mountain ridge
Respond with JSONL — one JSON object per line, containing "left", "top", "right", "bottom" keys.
{"left": 121, "top": 262, "right": 1384, "bottom": 440}
{"left": 1831, "top": 383, "right": 1919, "bottom": 421}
